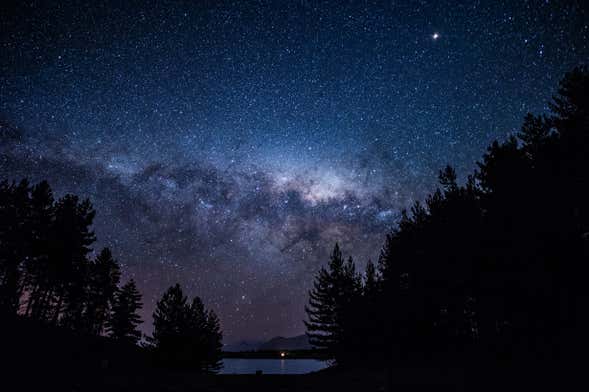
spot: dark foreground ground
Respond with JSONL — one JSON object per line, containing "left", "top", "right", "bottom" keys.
{"left": 1, "top": 316, "right": 581, "bottom": 391}
{"left": 7, "top": 362, "right": 580, "bottom": 392}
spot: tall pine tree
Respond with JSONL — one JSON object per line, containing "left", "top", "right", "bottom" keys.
{"left": 149, "top": 283, "right": 223, "bottom": 372}
{"left": 23, "top": 181, "right": 54, "bottom": 321}
{"left": 304, "top": 243, "right": 362, "bottom": 365}
{"left": 52, "top": 195, "right": 96, "bottom": 328}
{"left": 85, "top": 248, "right": 121, "bottom": 335}
{"left": 0, "top": 180, "right": 31, "bottom": 314}
{"left": 108, "top": 279, "right": 142, "bottom": 345}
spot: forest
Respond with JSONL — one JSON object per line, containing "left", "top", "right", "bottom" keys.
{"left": 304, "top": 66, "right": 589, "bottom": 371}
{"left": 0, "top": 180, "right": 222, "bottom": 372}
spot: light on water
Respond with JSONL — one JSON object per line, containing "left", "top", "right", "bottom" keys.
{"left": 220, "top": 358, "right": 329, "bottom": 375}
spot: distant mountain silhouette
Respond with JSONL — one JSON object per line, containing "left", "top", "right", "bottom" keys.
{"left": 223, "top": 340, "right": 264, "bottom": 352}
{"left": 258, "top": 334, "right": 312, "bottom": 351}
{"left": 224, "top": 334, "right": 311, "bottom": 352}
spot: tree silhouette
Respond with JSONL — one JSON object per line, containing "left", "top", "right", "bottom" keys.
{"left": 305, "top": 243, "right": 362, "bottom": 365}
{"left": 363, "top": 260, "right": 379, "bottom": 301}
{"left": 359, "top": 260, "right": 384, "bottom": 361}
{"left": 202, "top": 308, "right": 223, "bottom": 373}
{"left": 108, "top": 279, "right": 142, "bottom": 344}
{"left": 0, "top": 179, "right": 31, "bottom": 314}
{"left": 185, "top": 296, "right": 223, "bottom": 373}
{"left": 304, "top": 244, "right": 343, "bottom": 354}
{"left": 85, "top": 248, "right": 121, "bottom": 335}
{"left": 149, "top": 283, "right": 223, "bottom": 372}
{"left": 23, "top": 181, "right": 55, "bottom": 320}
{"left": 150, "top": 283, "right": 188, "bottom": 361}
{"left": 52, "top": 195, "right": 96, "bottom": 329}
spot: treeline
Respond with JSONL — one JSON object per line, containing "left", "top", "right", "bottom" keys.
{"left": 306, "top": 66, "right": 589, "bottom": 367}
{"left": 0, "top": 181, "right": 141, "bottom": 340}
{"left": 0, "top": 180, "right": 222, "bottom": 372}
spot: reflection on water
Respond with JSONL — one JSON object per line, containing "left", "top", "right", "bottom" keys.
{"left": 220, "top": 358, "right": 329, "bottom": 374}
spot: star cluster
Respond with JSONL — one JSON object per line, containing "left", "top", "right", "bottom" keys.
{"left": 1, "top": 0, "right": 588, "bottom": 342}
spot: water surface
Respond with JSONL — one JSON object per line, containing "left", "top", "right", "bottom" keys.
{"left": 220, "top": 358, "right": 329, "bottom": 374}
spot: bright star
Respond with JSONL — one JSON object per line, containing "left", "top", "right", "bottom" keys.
{"left": 432, "top": 33, "right": 440, "bottom": 40}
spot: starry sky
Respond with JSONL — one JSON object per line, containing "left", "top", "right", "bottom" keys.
{"left": 1, "top": 0, "right": 588, "bottom": 343}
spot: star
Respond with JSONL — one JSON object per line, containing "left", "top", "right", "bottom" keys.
{"left": 432, "top": 32, "right": 440, "bottom": 40}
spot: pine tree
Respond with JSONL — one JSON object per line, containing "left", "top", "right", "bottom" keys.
{"left": 339, "top": 255, "right": 362, "bottom": 364}
{"left": 52, "top": 195, "right": 96, "bottom": 328}
{"left": 86, "top": 248, "right": 121, "bottom": 335}
{"left": 305, "top": 243, "right": 343, "bottom": 353}
{"left": 150, "top": 284, "right": 223, "bottom": 372}
{"left": 304, "top": 243, "right": 362, "bottom": 364}
{"left": 23, "top": 181, "right": 54, "bottom": 320}
{"left": 0, "top": 179, "right": 31, "bottom": 314}
{"left": 108, "top": 279, "right": 142, "bottom": 344}
{"left": 363, "top": 260, "right": 379, "bottom": 299}
{"left": 185, "top": 296, "right": 223, "bottom": 373}
{"left": 150, "top": 283, "right": 188, "bottom": 345}
{"left": 361, "top": 260, "right": 383, "bottom": 360}
{"left": 203, "top": 309, "right": 223, "bottom": 373}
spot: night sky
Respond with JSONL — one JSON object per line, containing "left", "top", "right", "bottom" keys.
{"left": 1, "top": 0, "right": 588, "bottom": 343}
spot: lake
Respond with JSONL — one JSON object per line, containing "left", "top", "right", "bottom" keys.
{"left": 220, "top": 358, "right": 329, "bottom": 374}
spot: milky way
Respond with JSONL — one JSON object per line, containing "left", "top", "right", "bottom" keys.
{"left": 1, "top": 0, "right": 588, "bottom": 342}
